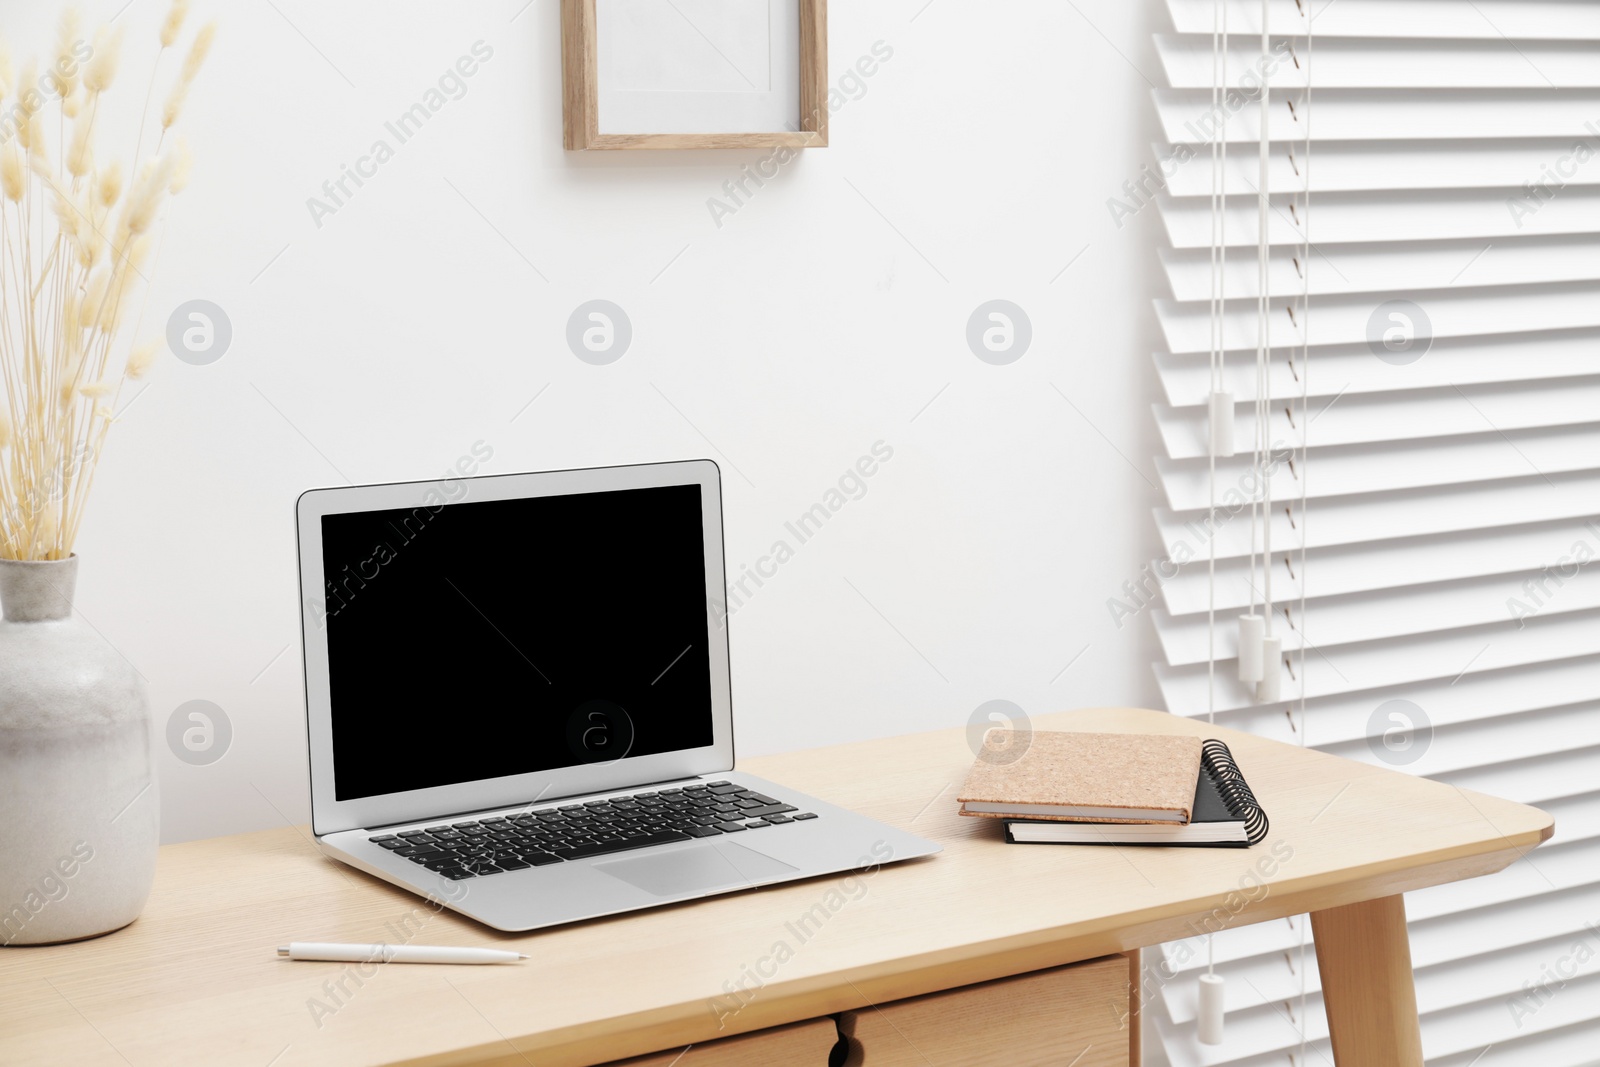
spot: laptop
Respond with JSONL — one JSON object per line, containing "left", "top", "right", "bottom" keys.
{"left": 294, "top": 458, "right": 940, "bottom": 932}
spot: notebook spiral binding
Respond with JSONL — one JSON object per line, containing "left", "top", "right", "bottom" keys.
{"left": 1201, "top": 740, "right": 1270, "bottom": 845}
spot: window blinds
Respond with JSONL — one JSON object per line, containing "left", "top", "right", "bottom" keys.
{"left": 1148, "top": 1, "right": 1600, "bottom": 1064}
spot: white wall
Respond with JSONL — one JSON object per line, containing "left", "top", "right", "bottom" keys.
{"left": 6, "top": 0, "right": 1166, "bottom": 843}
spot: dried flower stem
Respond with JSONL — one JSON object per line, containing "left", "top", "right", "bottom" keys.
{"left": 0, "top": 2, "right": 210, "bottom": 559}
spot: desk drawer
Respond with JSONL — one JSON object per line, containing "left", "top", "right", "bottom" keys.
{"left": 601, "top": 1017, "right": 838, "bottom": 1066}
{"left": 837, "top": 955, "right": 1134, "bottom": 1067}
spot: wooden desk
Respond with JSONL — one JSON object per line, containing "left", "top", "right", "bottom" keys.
{"left": 0, "top": 708, "right": 1553, "bottom": 1067}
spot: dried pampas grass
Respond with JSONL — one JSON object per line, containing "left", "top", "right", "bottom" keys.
{"left": 55, "top": 9, "right": 83, "bottom": 99}
{"left": 0, "top": 1, "right": 214, "bottom": 560}
{"left": 169, "top": 141, "right": 192, "bottom": 193}
{"left": 83, "top": 25, "right": 122, "bottom": 95}
{"left": 125, "top": 339, "right": 158, "bottom": 380}
{"left": 66, "top": 110, "right": 94, "bottom": 176}
{"left": 161, "top": 22, "right": 212, "bottom": 132}
{"left": 0, "top": 143, "right": 23, "bottom": 202}
{"left": 160, "top": 0, "right": 190, "bottom": 49}
{"left": 97, "top": 160, "right": 121, "bottom": 206}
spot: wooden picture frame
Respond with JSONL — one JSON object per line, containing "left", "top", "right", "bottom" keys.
{"left": 562, "top": 0, "right": 828, "bottom": 150}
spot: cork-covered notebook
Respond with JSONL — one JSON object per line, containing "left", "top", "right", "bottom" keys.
{"left": 957, "top": 730, "right": 1204, "bottom": 823}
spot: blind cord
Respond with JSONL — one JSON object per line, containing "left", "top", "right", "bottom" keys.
{"left": 1295, "top": 9, "right": 1313, "bottom": 1065}
{"left": 1200, "top": 2, "right": 1230, "bottom": 1044}
{"left": 1256, "top": 0, "right": 1272, "bottom": 643}
{"left": 1206, "top": 0, "right": 1228, "bottom": 990}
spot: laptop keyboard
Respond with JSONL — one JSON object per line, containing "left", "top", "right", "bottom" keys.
{"left": 367, "top": 781, "right": 818, "bottom": 880}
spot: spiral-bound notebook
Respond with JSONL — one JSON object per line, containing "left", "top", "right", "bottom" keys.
{"left": 1005, "top": 740, "right": 1270, "bottom": 848}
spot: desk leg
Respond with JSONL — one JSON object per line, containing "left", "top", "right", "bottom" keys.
{"left": 1310, "top": 894, "right": 1424, "bottom": 1067}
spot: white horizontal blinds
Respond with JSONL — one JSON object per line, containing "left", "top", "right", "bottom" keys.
{"left": 1156, "top": 331, "right": 1600, "bottom": 406}
{"left": 1159, "top": 575, "right": 1600, "bottom": 665}
{"left": 1159, "top": 379, "right": 1600, "bottom": 457}
{"left": 1158, "top": 188, "right": 1600, "bottom": 244}
{"left": 1165, "top": 448, "right": 1580, "bottom": 522}
{"left": 1167, "top": 0, "right": 1600, "bottom": 40}
{"left": 1149, "top": 1, "right": 1600, "bottom": 1065}
{"left": 1153, "top": 90, "right": 1600, "bottom": 142}
{"left": 1160, "top": 609, "right": 1600, "bottom": 715}
{"left": 1159, "top": 38, "right": 1600, "bottom": 89}
{"left": 1160, "top": 141, "right": 1600, "bottom": 197}
{"left": 1161, "top": 518, "right": 1600, "bottom": 615}
{"left": 1164, "top": 237, "right": 1600, "bottom": 298}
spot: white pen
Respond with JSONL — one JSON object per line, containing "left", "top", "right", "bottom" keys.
{"left": 277, "top": 942, "right": 528, "bottom": 965}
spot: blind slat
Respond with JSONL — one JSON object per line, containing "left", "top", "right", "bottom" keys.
{"left": 1154, "top": 569, "right": 1600, "bottom": 666}
{"left": 1317, "top": 702, "right": 1600, "bottom": 779}
{"left": 1158, "top": 37, "right": 1600, "bottom": 90}
{"left": 1157, "top": 139, "right": 1600, "bottom": 197}
{"left": 1155, "top": 88, "right": 1600, "bottom": 143}
{"left": 1156, "top": 378, "right": 1600, "bottom": 459}
{"left": 1161, "top": 237, "right": 1600, "bottom": 301}
{"left": 1159, "top": 190, "right": 1600, "bottom": 249}
{"left": 1178, "top": 665, "right": 1600, "bottom": 759}
{"left": 1157, "top": 518, "right": 1600, "bottom": 615}
{"left": 1153, "top": 330, "right": 1600, "bottom": 407}
{"left": 1155, "top": 610, "right": 1600, "bottom": 715}
{"left": 1157, "top": 286, "right": 1600, "bottom": 354}
{"left": 1156, "top": 432, "right": 1600, "bottom": 516}
{"left": 1165, "top": 913, "right": 1600, "bottom": 1025}
{"left": 1166, "top": 0, "right": 1600, "bottom": 41}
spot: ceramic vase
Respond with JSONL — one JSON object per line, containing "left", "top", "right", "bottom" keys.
{"left": 0, "top": 556, "right": 159, "bottom": 945}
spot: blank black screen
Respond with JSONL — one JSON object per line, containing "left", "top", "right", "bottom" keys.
{"left": 320, "top": 482, "right": 715, "bottom": 801}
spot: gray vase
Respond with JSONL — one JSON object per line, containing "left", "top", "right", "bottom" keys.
{"left": 0, "top": 556, "right": 159, "bottom": 946}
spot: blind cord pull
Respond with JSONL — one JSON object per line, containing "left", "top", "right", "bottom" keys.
{"left": 1238, "top": 613, "right": 1266, "bottom": 682}
{"left": 1209, "top": 391, "right": 1236, "bottom": 458}
{"left": 1198, "top": 971, "right": 1226, "bottom": 1045}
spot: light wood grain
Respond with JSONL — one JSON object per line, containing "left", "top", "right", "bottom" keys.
{"left": 0, "top": 707, "right": 1551, "bottom": 1066}
{"left": 797, "top": 0, "right": 828, "bottom": 146}
{"left": 561, "top": 0, "right": 828, "bottom": 151}
{"left": 837, "top": 957, "right": 1129, "bottom": 1067}
{"left": 601, "top": 1018, "right": 836, "bottom": 1067}
{"left": 575, "top": 131, "right": 823, "bottom": 151}
{"left": 1312, "top": 894, "right": 1425, "bottom": 1067}
{"left": 559, "top": 0, "right": 597, "bottom": 150}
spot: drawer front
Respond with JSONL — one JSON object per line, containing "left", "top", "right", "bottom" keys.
{"left": 600, "top": 1017, "right": 838, "bottom": 1067}
{"left": 838, "top": 955, "right": 1133, "bottom": 1067}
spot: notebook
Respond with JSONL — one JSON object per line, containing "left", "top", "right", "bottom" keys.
{"left": 957, "top": 730, "right": 1204, "bottom": 824}
{"left": 1005, "top": 740, "right": 1270, "bottom": 847}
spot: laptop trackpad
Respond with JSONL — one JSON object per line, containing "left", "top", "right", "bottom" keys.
{"left": 595, "top": 843, "right": 797, "bottom": 897}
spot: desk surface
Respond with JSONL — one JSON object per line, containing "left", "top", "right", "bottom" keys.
{"left": 0, "top": 707, "right": 1552, "bottom": 1067}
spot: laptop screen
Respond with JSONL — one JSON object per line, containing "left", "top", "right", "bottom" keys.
{"left": 318, "top": 482, "right": 715, "bottom": 801}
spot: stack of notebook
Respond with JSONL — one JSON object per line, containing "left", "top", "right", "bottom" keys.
{"left": 957, "top": 730, "right": 1269, "bottom": 847}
